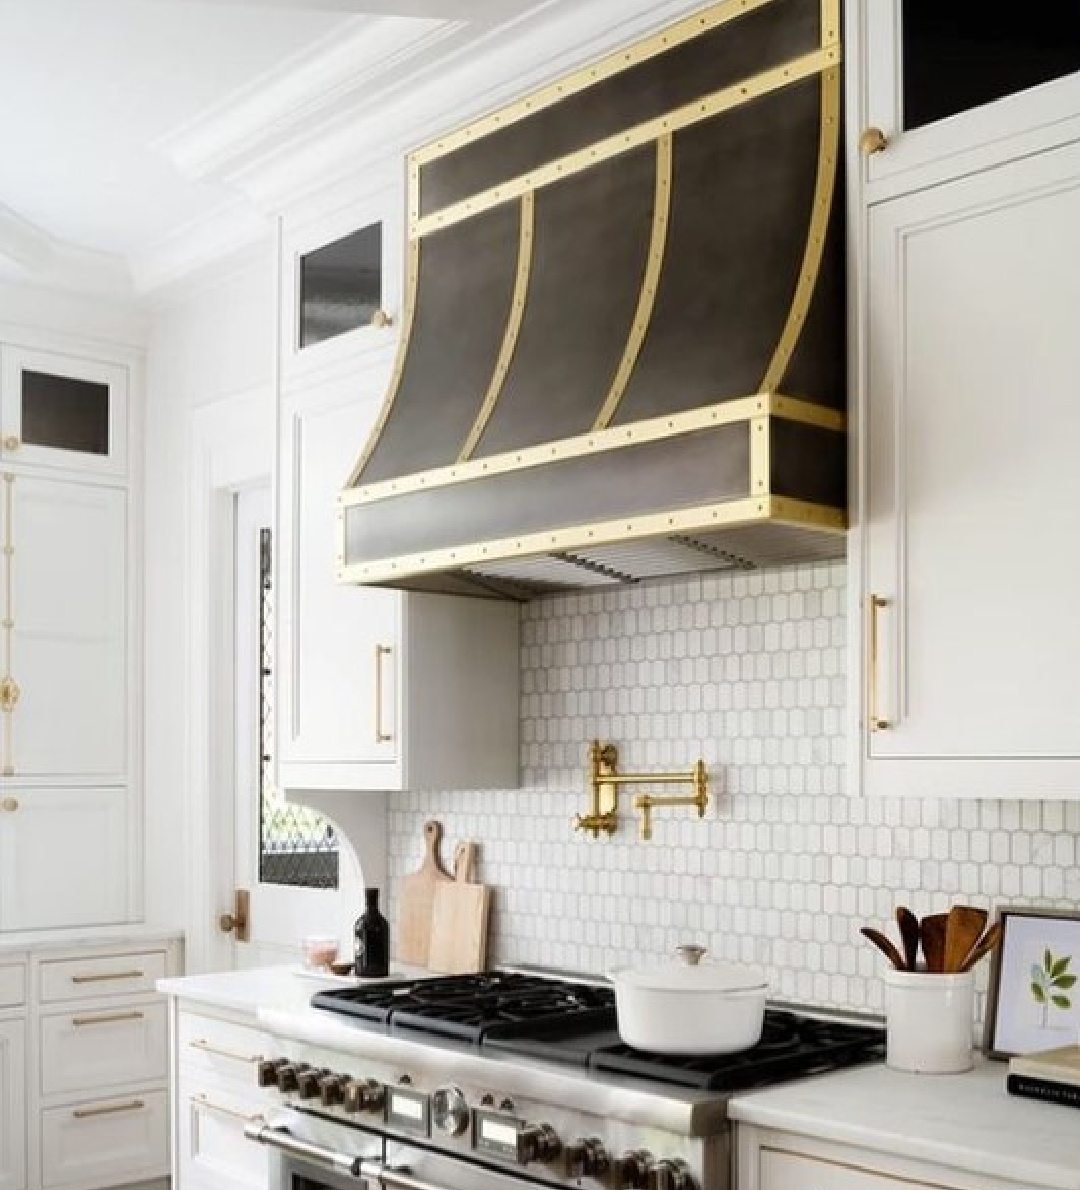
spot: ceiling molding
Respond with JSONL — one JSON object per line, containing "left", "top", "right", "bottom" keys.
{"left": 0, "top": 201, "right": 135, "bottom": 297}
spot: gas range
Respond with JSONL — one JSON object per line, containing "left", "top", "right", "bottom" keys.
{"left": 246, "top": 970, "right": 884, "bottom": 1190}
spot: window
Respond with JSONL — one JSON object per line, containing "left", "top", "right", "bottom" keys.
{"left": 298, "top": 223, "right": 383, "bottom": 348}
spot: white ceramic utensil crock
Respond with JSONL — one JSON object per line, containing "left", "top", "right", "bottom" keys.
{"left": 609, "top": 944, "right": 768, "bottom": 1054}
{"left": 881, "top": 967, "right": 975, "bottom": 1074}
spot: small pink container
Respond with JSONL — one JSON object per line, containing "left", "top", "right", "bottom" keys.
{"left": 301, "top": 935, "right": 339, "bottom": 971}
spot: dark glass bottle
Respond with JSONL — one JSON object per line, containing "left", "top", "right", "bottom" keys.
{"left": 354, "top": 887, "right": 389, "bottom": 978}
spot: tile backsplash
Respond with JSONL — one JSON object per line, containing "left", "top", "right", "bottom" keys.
{"left": 386, "top": 561, "right": 1080, "bottom": 1021}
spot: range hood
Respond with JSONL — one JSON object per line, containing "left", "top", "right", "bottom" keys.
{"left": 338, "top": 0, "right": 845, "bottom": 600}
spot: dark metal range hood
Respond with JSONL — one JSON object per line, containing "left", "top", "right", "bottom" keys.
{"left": 338, "top": 0, "right": 846, "bottom": 600}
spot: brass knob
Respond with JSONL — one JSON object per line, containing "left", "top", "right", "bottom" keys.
{"left": 370, "top": 308, "right": 394, "bottom": 329}
{"left": 1, "top": 797, "right": 18, "bottom": 812}
{"left": 3, "top": 437, "right": 19, "bottom": 452}
{"left": 219, "top": 912, "right": 240, "bottom": 933}
{"left": 859, "top": 127, "right": 889, "bottom": 156}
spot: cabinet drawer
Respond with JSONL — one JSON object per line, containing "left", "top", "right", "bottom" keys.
{"left": 0, "top": 964, "right": 24, "bottom": 1008}
{"left": 41, "top": 1090, "right": 168, "bottom": 1190}
{"left": 39, "top": 950, "right": 166, "bottom": 1003}
{"left": 41, "top": 1000, "right": 166, "bottom": 1096}
{"left": 179, "top": 1083, "right": 269, "bottom": 1190}
{"left": 178, "top": 1012, "right": 269, "bottom": 1087}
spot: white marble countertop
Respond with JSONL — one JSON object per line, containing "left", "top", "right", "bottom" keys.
{"left": 0, "top": 922, "right": 183, "bottom": 958}
{"left": 729, "top": 1055, "right": 1080, "bottom": 1190}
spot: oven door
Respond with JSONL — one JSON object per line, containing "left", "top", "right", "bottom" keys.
{"left": 246, "top": 1113, "right": 382, "bottom": 1190}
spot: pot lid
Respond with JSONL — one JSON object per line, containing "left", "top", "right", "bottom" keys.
{"left": 612, "top": 945, "right": 768, "bottom": 993}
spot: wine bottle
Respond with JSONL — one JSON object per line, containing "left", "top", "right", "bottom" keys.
{"left": 354, "top": 887, "right": 390, "bottom": 978}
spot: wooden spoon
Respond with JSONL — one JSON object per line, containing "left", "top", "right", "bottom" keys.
{"left": 896, "top": 906, "right": 920, "bottom": 972}
{"left": 944, "top": 905, "right": 988, "bottom": 973}
{"left": 960, "top": 920, "right": 1003, "bottom": 973}
{"left": 861, "top": 926, "right": 907, "bottom": 971}
{"left": 919, "top": 913, "right": 948, "bottom": 973}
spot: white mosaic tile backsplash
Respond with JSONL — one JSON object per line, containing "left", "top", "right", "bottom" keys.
{"left": 386, "top": 561, "right": 1080, "bottom": 1022}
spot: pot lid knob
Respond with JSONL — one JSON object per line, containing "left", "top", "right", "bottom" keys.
{"left": 675, "top": 944, "right": 706, "bottom": 966}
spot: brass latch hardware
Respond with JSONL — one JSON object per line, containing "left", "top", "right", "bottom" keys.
{"left": 859, "top": 127, "right": 889, "bottom": 156}
{"left": 219, "top": 888, "right": 251, "bottom": 942}
{"left": 575, "top": 741, "right": 709, "bottom": 841}
{"left": 0, "top": 676, "right": 20, "bottom": 713}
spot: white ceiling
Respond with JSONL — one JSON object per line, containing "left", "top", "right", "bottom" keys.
{"left": 0, "top": 0, "right": 549, "bottom": 285}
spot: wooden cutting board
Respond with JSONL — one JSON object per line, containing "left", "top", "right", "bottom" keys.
{"left": 428, "top": 841, "right": 492, "bottom": 975}
{"left": 396, "top": 820, "right": 452, "bottom": 965}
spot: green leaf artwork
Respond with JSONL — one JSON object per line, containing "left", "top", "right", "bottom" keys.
{"left": 1030, "top": 949, "right": 1075, "bottom": 1027}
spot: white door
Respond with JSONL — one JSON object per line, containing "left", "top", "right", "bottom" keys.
{"left": 0, "top": 1020, "right": 24, "bottom": 1190}
{"left": 227, "top": 487, "right": 340, "bottom": 969}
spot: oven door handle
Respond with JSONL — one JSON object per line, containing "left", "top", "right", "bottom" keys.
{"left": 359, "top": 1161, "right": 454, "bottom": 1190}
{"left": 244, "top": 1122, "right": 363, "bottom": 1179}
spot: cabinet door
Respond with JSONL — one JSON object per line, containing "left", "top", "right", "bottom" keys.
{"left": 277, "top": 381, "right": 400, "bottom": 790}
{"left": 8, "top": 476, "right": 126, "bottom": 782}
{"left": 760, "top": 1149, "right": 951, "bottom": 1189}
{"left": 860, "top": 138, "right": 1080, "bottom": 796}
{"left": 0, "top": 788, "right": 128, "bottom": 930}
{"left": 857, "top": 1, "right": 1080, "bottom": 201}
{"left": 0, "top": 346, "right": 127, "bottom": 477}
{"left": 0, "top": 1020, "right": 25, "bottom": 1190}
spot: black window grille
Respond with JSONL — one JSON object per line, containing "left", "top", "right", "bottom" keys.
{"left": 259, "top": 527, "right": 339, "bottom": 889}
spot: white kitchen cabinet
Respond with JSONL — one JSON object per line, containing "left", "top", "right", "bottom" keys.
{"left": 0, "top": 346, "right": 127, "bottom": 479}
{"left": 0, "top": 788, "right": 129, "bottom": 930}
{"left": 276, "top": 366, "right": 519, "bottom": 793}
{"left": 7, "top": 476, "right": 127, "bottom": 784}
{"left": 0, "top": 1020, "right": 25, "bottom": 1190}
{"left": 853, "top": 135, "right": 1080, "bottom": 799}
{"left": 851, "top": 1, "right": 1080, "bottom": 204}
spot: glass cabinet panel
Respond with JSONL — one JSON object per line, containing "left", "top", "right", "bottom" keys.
{"left": 298, "top": 222, "right": 382, "bottom": 348}
{"left": 21, "top": 370, "right": 110, "bottom": 456}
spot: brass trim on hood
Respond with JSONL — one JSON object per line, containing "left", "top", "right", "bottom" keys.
{"left": 458, "top": 192, "right": 536, "bottom": 461}
{"left": 340, "top": 393, "right": 843, "bottom": 510}
{"left": 337, "top": 495, "right": 844, "bottom": 586}
{"left": 413, "top": 45, "right": 840, "bottom": 240}
{"left": 593, "top": 134, "right": 673, "bottom": 431}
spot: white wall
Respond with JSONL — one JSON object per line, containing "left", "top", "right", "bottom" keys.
{"left": 142, "top": 239, "right": 277, "bottom": 929}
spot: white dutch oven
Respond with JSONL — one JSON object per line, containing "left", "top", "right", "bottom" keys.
{"left": 609, "top": 944, "right": 768, "bottom": 1054}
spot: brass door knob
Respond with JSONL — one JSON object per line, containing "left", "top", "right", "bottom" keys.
{"left": 219, "top": 912, "right": 241, "bottom": 933}
{"left": 1, "top": 797, "right": 19, "bottom": 812}
{"left": 859, "top": 127, "right": 889, "bottom": 156}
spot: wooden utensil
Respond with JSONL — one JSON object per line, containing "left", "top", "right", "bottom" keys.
{"left": 860, "top": 926, "right": 907, "bottom": 971}
{"left": 428, "top": 841, "right": 492, "bottom": 975}
{"left": 960, "top": 919, "right": 1003, "bottom": 973}
{"left": 944, "top": 905, "right": 988, "bottom": 973}
{"left": 919, "top": 912, "right": 948, "bottom": 973}
{"left": 396, "top": 820, "right": 453, "bottom": 965}
{"left": 896, "top": 906, "right": 920, "bottom": 972}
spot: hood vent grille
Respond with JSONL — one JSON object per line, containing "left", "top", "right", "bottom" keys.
{"left": 338, "top": 0, "right": 846, "bottom": 599}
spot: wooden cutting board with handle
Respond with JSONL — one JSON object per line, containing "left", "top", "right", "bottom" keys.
{"left": 428, "top": 840, "right": 492, "bottom": 975}
{"left": 396, "top": 820, "right": 452, "bottom": 965}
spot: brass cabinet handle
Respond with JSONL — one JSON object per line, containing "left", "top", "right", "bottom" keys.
{"left": 0, "top": 677, "right": 19, "bottom": 713}
{"left": 2, "top": 437, "right": 19, "bottom": 452}
{"left": 71, "top": 970, "right": 144, "bottom": 984}
{"left": 868, "top": 594, "right": 891, "bottom": 731}
{"left": 859, "top": 127, "right": 889, "bottom": 156}
{"left": 191, "top": 1093, "right": 265, "bottom": 1125}
{"left": 72, "top": 1010, "right": 145, "bottom": 1028}
{"left": 374, "top": 643, "right": 393, "bottom": 743}
{"left": 189, "top": 1038, "right": 262, "bottom": 1065}
{"left": 0, "top": 797, "right": 17, "bottom": 813}
{"left": 72, "top": 1099, "right": 145, "bottom": 1120}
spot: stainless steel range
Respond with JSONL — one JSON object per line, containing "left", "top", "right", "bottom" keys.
{"left": 244, "top": 971, "right": 884, "bottom": 1190}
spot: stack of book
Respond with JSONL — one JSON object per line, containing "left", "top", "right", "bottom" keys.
{"left": 1008, "top": 1044, "right": 1080, "bottom": 1108}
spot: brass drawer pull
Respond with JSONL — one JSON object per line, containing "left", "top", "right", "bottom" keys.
{"left": 374, "top": 643, "right": 393, "bottom": 743}
{"left": 0, "top": 677, "right": 19, "bottom": 713}
{"left": 71, "top": 969, "right": 144, "bottom": 984}
{"left": 72, "top": 1010, "right": 145, "bottom": 1028}
{"left": 0, "top": 797, "right": 17, "bottom": 813}
{"left": 868, "top": 594, "right": 891, "bottom": 731}
{"left": 72, "top": 1099, "right": 145, "bottom": 1120}
{"left": 192, "top": 1093, "right": 265, "bottom": 1125}
{"left": 189, "top": 1038, "right": 261, "bottom": 1064}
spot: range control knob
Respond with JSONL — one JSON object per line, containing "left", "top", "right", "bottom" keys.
{"left": 257, "top": 1059, "right": 288, "bottom": 1088}
{"left": 646, "top": 1159, "right": 696, "bottom": 1190}
{"left": 431, "top": 1085, "right": 470, "bottom": 1137}
{"left": 318, "top": 1074, "right": 347, "bottom": 1107}
{"left": 565, "top": 1137, "right": 610, "bottom": 1180}
{"left": 614, "top": 1150, "right": 653, "bottom": 1190}
{"left": 296, "top": 1068, "right": 330, "bottom": 1099}
{"left": 517, "top": 1123, "right": 562, "bottom": 1166}
{"left": 276, "top": 1063, "right": 308, "bottom": 1094}
{"left": 344, "top": 1078, "right": 385, "bottom": 1114}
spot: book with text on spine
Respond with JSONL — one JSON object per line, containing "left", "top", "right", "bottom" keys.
{"left": 1007, "top": 1044, "right": 1080, "bottom": 1108}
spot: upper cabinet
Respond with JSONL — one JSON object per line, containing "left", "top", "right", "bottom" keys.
{"left": 0, "top": 346, "right": 128, "bottom": 478}
{"left": 849, "top": 3, "right": 1080, "bottom": 797}
{"left": 854, "top": 1, "right": 1080, "bottom": 203}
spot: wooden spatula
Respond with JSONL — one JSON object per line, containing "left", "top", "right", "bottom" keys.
{"left": 960, "top": 919, "right": 1003, "bottom": 973}
{"left": 919, "top": 913, "right": 948, "bottom": 973}
{"left": 944, "top": 905, "right": 988, "bottom": 974}
{"left": 861, "top": 926, "right": 907, "bottom": 971}
{"left": 896, "top": 906, "right": 920, "bottom": 972}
